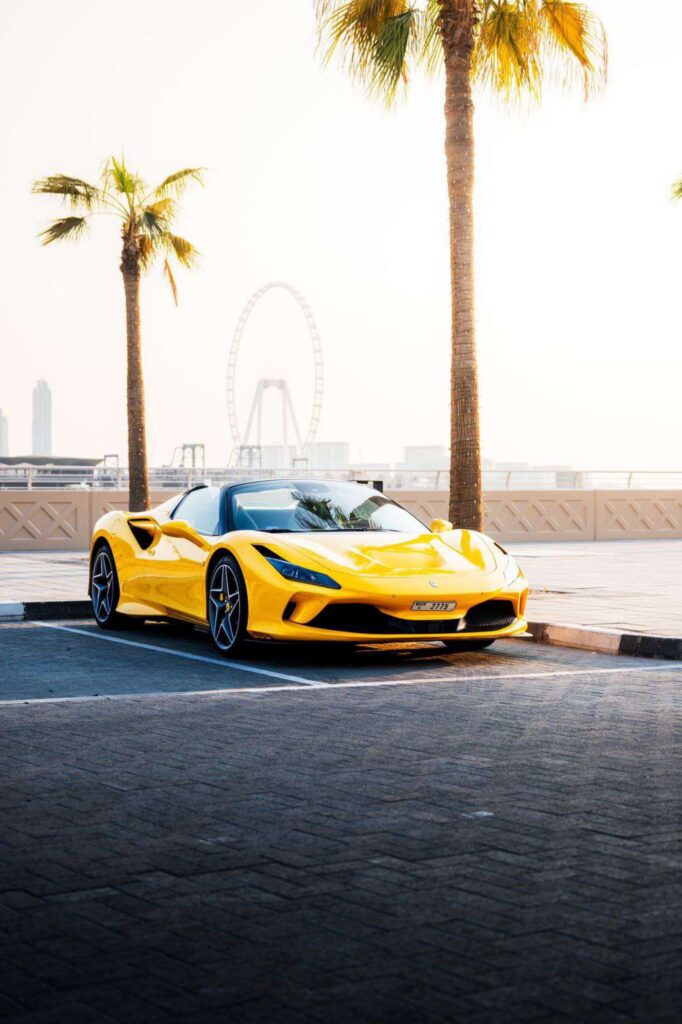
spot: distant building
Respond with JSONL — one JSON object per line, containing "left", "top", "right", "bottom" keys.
{"left": 302, "top": 442, "right": 349, "bottom": 470}
{"left": 482, "top": 460, "right": 574, "bottom": 489}
{"left": 0, "top": 409, "right": 8, "bottom": 457}
{"left": 32, "top": 380, "right": 52, "bottom": 456}
{"left": 255, "top": 443, "right": 349, "bottom": 471}
{"left": 0, "top": 456, "right": 103, "bottom": 489}
{"left": 402, "top": 446, "right": 448, "bottom": 470}
{"left": 256, "top": 445, "right": 294, "bottom": 470}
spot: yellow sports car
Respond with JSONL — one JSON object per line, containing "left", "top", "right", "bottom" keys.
{"left": 89, "top": 479, "right": 528, "bottom": 656}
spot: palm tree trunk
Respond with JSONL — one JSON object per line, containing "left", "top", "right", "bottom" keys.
{"left": 439, "top": 2, "right": 483, "bottom": 531}
{"left": 120, "top": 245, "right": 150, "bottom": 512}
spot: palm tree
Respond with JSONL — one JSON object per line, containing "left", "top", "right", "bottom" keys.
{"left": 32, "top": 158, "right": 204, "bottom": 511}
{"left": 316, "top": 1, "right": 607, "bottom": 529}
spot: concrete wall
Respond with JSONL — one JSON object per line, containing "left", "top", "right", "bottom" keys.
{"left": 0, "top": 491, "right": 172, "bottom": 551}
{"left": 396, "top": 490, "right": 682, "bottom": 542}
{"left": 0, "top": 489, "right": 681, "bottom": 551}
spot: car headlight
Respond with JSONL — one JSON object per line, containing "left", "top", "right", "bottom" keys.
{"left": 495, "top": 543, "right": 520, "bottom": 586}
{"left": 502, "top": 554, "right": 521, "bottom": 586}
{"left": 266, "top": 557, "right": 341, "bottom": 590}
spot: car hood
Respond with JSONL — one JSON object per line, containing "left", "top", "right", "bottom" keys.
{"left": 264, "top": 529, "right": 500, "bottom": 579}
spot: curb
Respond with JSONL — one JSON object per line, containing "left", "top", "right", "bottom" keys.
{"left": 2, "top": 602, "right": 680, "bottom": 661}
{"left": 0, "top": 600, "right": 92, "bottom": 623}
{"left": 527, "top": 621, "right": 682, "bottom": 662}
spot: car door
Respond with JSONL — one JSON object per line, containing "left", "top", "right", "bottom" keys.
{"left": 144, "top": 486, "right": 223, "bottom": 621}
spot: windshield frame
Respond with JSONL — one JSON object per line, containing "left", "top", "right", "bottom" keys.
{"left": 226, "top": 479, "right": 426, "bottom": 535}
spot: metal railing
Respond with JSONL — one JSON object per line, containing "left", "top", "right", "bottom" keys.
{"left": 1, "top": 465, "right": 681, "bottom": 491}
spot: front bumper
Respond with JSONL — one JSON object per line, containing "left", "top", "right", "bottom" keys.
{"left": 245, "top": 566, "right": 529, "bottom": 643}
{"left": 250, "top": 617, "right": 528, "bottom": 644}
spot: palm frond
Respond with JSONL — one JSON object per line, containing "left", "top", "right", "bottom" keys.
{"left": 418, "top": 0, "right": 442, "bottom": 76}
{"left": 166, "top": 233, "right": 199, "bottom": 269}
{"left": 154, "top": 167, "right": 204, "bottom": 199}
{"left": 166, "top": 234, "right": 200, "bottom": 270}
{"left": 141, "top": 205, "right": 170, "bottom": 239}
{"left": 316, "top": 0, "right": 606, "bottom": 105}
{"left": 474, "top": 2, "right": 542, "bottom": 100}
{"left": 31, "top": 175, "right": 101, "bottom": 210}
{"left": 103, "top": 157, "right": 144, "bottom": 197}
{"left": 316, "top": 1, "right": 412, "bottom": 85}
{"left": 138, "top": 234, "right": 156, "bottom": 269}
{"left": 317, "top": 3, "right": 372, "bottom": 75}
{"left": 38, "top": 216, "right": 89, "bottom": 246}
{"left": 371, "top": 9, "right": 420, "bottom": 101}
{"left": 540, "top": 1, "right": 607, "bottom": 97}
{"left": 163, "top": 257, "right": 179, "bottom": 305}
{"left": 146, "top": 197, "right": 176, "bottom": 217}
{"left": 672, "top": 178, "right": 682, "bottom": 201}
{"left": 33, "top": 157, "right": 203, "bottom": 303}
{"left": 317, "top": 0, "right": 408, "bottom": 47}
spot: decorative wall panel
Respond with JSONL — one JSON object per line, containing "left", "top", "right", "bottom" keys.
{"left": 0, "top": 491, "right": 90, "bottom": 550}
{"left": 596, "top": 491, "right": 682, "bottom": 540}
{"left": 0, "top": 489, "right": 680, "bottom": 550}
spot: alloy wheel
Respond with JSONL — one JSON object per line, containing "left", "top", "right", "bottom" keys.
{"left": 92, "top": 549, "right": 115, "bottom": 623}
{"left": 209, "top": 562, "right": 241, "bottom": 651}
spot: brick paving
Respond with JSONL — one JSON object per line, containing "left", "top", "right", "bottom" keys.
{"left": 2, "top": 652, "right": 682, "bottom": 1022}
{"left": 2, "top": 540, "right": 680, "bottom": 636}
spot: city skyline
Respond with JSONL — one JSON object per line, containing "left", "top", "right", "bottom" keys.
{"left": 1, "top": 0, "right": 681, "bottom": 470}
{"left": 0, "top": 409, "right": 8, "bottom": 458}
{"left": 31, "top": 379, "right": 52, "bottom": 457}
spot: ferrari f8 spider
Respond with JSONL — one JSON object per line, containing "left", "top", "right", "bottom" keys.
{"left": 89, "top": 479, "right": 528, "bottom": 656}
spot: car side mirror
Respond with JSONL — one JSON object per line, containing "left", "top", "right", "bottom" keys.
{"left": 160, "top": 519, "right": 211, "bottom": 550}
{"left": 430, "top": 518, "right": 454, "bottom": 534}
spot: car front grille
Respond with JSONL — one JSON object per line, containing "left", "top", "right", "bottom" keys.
{"left": 464, "top": 600, "right": 518, "bottom": 632}
{"left": 305, "top": 599, "right": 516, "bottom": 636}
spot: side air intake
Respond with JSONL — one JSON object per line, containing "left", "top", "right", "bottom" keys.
{"left": 128, "top": 519, "right": 157, "bottom": 551}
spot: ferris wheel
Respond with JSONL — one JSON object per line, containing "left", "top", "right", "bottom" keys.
{"left": 227, "top": 282, "right": 324, "bottom": 462}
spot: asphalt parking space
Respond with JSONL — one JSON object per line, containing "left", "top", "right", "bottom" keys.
{"left": 0, "top": 621, "right": 314, "bottom": 701}
{"left": 0, "top": 618, "right": 679, "bottom": 703}
{"left": 2, "top": 637, "right": 682, "bottom": 1022}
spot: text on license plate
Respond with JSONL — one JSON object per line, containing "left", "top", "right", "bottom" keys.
{"left": 411, "top": 600, "right": 457, "bottom": 612}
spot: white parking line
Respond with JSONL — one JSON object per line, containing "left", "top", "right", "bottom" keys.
{"left": 32, "top": 622, "right": 326, "bottom": 686}
{"left": 2, "top": 656, "right": 680, "bottom": 707}
{"left": 394, "top": 663, "right": 682, "bottom": 684}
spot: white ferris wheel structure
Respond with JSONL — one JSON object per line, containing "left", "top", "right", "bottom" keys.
{"left": 226, "top": 281, "right": 324, "bottom": 468}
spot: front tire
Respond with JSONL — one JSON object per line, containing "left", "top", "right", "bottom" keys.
{"left": 207, "top": 554, "right": 248, "bottom": 656}
{"left": 91, "top": 543, "right": 129, "bottom": 629}
{"left": 441, "top": 638, "right": 496, "bottom": 653}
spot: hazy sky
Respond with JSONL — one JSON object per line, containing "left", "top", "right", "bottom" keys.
{"left": 1, "top": 0, "right": 681, "bottom": 469}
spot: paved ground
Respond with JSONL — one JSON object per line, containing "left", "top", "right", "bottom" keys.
{"left": 515, "top": 541, "right": 682, "bottom": 635}
{"left": 0, "top": 551, "right": 88, "bottom": 602}
{"left": 1, "top": 621, "right": 682, "bottom": 1022}
{"left": 2, "top": 540, "right": 680, "bottom": 635}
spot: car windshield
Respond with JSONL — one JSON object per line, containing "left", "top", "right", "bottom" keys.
{"left": 231, "top": 482, "right": 425, "bottom": 533}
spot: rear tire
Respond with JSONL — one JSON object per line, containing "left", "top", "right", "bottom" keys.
{"left": 441, "top": 638, "right": 496, "bottom": 653}
{"left": 90, "top": 542, "right": 131, "bottom": 629}
{"left": 207, "top": 554, "right": 248, "bottom": 657}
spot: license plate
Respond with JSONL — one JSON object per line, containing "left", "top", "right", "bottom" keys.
{"left": 411, "top": 600, "right": 457, "bottom": 612}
